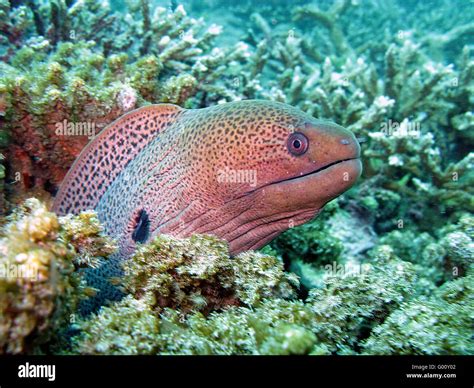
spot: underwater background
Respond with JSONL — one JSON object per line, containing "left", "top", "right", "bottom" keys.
{"left": 0, "top": 0, "right": 472, "bottom": 355}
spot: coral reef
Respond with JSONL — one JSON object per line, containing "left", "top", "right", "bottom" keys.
{"left": 229, "top": 3, "right": 473, "bottom": 322}
{"left": 59, "top": 210, "right": 118, "bottom": 269}
{"left": 123, "top": 234, "right": 298, "bottom": 315}
{"left": 73, "top": 296, "right": 161, "bottom": 355}
{"left": 0, "top": 1, "right": 248, "bottom": 207}
{"left": 377, "top": 213, "right": 473, "bottom": 292}
{"left": 0, "top": 0, "right": 472, "bottom": 355}
{"left": 73, "top": 237, "right": 422, "bottom": 355}
{"left": 305, "top": 245, "right": 417, "bottom": 354}
{"left": 237, "top": 2, "right": 473, "bottom": 237}
{"left": 242, "top": 37, "right": 473, "bottom": 229}
{"left": 155, "top": 300, "right": 318, "bottom": 356}
{"left": 1, "top": 201, "right": 470, "bottom": 356}
{"left": 362, "top": 270, "right": 474, "bottom": 355}
{"left": 0, "top": 198, "right": 115, "bottom": 354}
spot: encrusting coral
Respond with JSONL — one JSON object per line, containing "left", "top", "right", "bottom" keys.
{"left": 122, "top": 234, "right": 298, "bottom": 315}
{"left": 72, "top": 296, "right": 161, "bottom": 355}
{"left": 72, "top": 238, "right": 427, "bottom": 356}
{"left": 378, "top": 214, "right": 474, "bottom": 289}
{"left": 362, "top": 269, "right": 474, "bottom": 355}
{"left": 305, "top": 245, "right": 417, "bottom": 354}
{"left": 0, "top": 198, "right": 115, "bottom": 354}
{"left": 0, "top": 199, "right": 470, "bottom": 356}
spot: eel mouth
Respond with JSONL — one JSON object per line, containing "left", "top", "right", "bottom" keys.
{"left": 276, "top": 157, "right": 361, "bottom": 185}
{"left": 241, "top": 157, "right": 362, "bottom": 202}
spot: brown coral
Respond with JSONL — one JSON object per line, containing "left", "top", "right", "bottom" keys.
{"left": 0, "top": 198, "right": 116, "bottom": 354}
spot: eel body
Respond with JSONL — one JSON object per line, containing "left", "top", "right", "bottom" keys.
{"left": 53, "top": 100, "right": 362, "bottom": 307}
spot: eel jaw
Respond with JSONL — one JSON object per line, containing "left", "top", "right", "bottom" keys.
{"left": 154, "top": 158, "right": 362, "bottom": 256}
{"left": 272, "top": 157, "right": 361, "bottom": 186}
{"left": 223, "top": 158, "right": 362, "bottom": 254}
{"left": 253, "top": 157, "right": 362, "bottom": 219}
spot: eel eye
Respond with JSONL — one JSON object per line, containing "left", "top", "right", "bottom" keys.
{"left": 287, "top": 132, "right": 309, "bottom": 156}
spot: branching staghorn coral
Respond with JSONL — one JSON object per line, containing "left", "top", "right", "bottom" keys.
{"left": 245, "top": 36, "right": 471, "bottom": 141}
{"left": 0, "top": 198, "right": 115, "bottom": 354}
{"left": 292, "top": 0, "right": 353, "bottom": 57}
{"left": 363, "top": 131, "right": 473, "bottom": 228}
{"left": 290, "top": 0, "right": 474, "bottom": 63}
{"left": 240, "top": 26, "right": 473, "bottom": 233}
{"left": 0, "top": 0, "right": 36, "bottom": 59}
{"left": 0, "top": 2, "right": 249, "bottom": 207}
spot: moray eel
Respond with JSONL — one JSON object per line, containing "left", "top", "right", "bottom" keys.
{"left": 53, "top": 100, "right": 361, "bottom": 309}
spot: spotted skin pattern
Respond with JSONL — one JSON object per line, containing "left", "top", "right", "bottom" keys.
{"left": 53, "top": 100, "right": 362, "bottom": 310}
